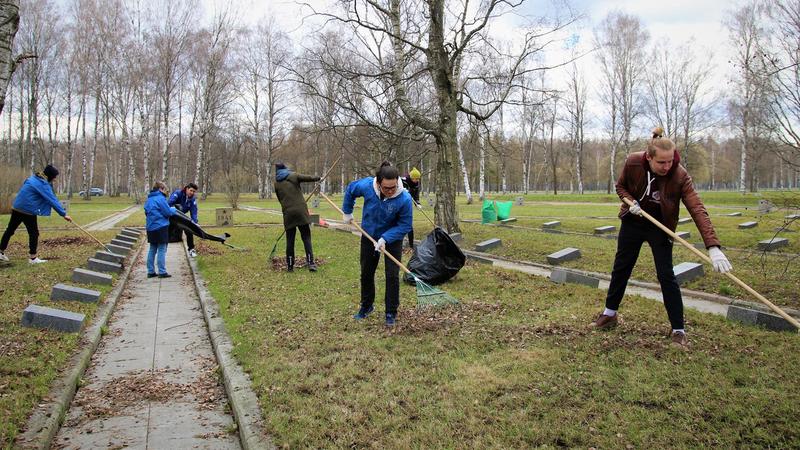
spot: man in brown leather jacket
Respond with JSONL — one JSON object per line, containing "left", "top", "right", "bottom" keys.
{"left": 591, "top": 128, "right": 732, "bottom": 349}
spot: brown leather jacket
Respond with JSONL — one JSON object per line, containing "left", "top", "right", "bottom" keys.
{"left": 616, "top": 150, "right": 721, "bottom": 249}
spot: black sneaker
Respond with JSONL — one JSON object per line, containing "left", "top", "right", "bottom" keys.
{"left": 158, "top": 273, "right": 172, "bottom": 278}
{"left": 385, "top": 313, "right": 397, "bottom": 327}
{"left": 353, "top": 305, "right": 374, "bottom": 320}
{"left": 147, "top": 273, "right": 158, "bottom": 278}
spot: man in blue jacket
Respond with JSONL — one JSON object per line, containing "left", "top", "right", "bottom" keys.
{"left": 342, "top": 162, "right": 413, "bottom": 326}
{"left": 168, "top": 182, "right": 199, "bottom": 257}
{"left": 0, "top": 165, "right": 72, "bottom": 264}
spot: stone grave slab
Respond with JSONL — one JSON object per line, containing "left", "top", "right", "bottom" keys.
{"left": 673, "top": 262, "right": 704, "bottom": 285}
{"left": 594, "top": 225, "right": 616, "bottom": 234}
{"left": 676, "top": 231, "right": 691, "bottom": 240}
{"left": 115, "top": 234, "right": 137, "bottom": 243}
{"left": 738, "top": 221, "right": 758, "bottom": 229}
{"left": 21, "top": 305, "right": 85, "bottom": 333}
{"left": 448, "top": 232, "right": 463, "bottom": 242}
{"left": 758, "top": 237, "right": 789, "bottom": 251}
{"left": 475, "top": 238, "right": 502, "bottom": 252}
{"left": 119, "top": 230, "right": 139, "bottom": 240}
{"left": 515, "top": 196, "right": 524, "bottom": 206}
{"left": 311, "top": 197, "right": 320, "bottom": 208}
{"left": 500, "top": 218, "right": 517, "bottom": 225}
{"left": 678, "top": 217, "right": 692, "bottom": 225}
{"left": 51, "top": 283, "right": 101, "bottom": 303}
{"left": 72, "top": 268, "right": 113, "bottom": 285}
{"left": 94, "top": 251, "right": 125, "bottom": 264}
{"left": 107, "top": 243, "right": 131, "bottom": 255}
{"left": 110, "top": 238, "right": 133, "bottom": 248}
{"left": 785, "top": 214, "right": 800, "bottom": 220}
{"left": 727, "top": 305, "right": 798, "bottom": 332}
{"left": 542, "top": 221, "right": 561, "bottom": 229}
{"left": 549, "top": 269, "right": 600, "bottom": 288}
{"left": 216, "top": 207, "right": 233, "bottom": 226}
{"left": 87, "top": 258, "right": 123, "bottom": 274}
{"left": 547, "top": 248, "right": 581, "bottom": 265}
{"left": 309, "top": 214, "right": 320, "bottom": 225}
{"left": 122, "top": 227, "right": 142, "bottom": 234}
{"left": 725, "top": 212, "right": 743, "bottom": 217}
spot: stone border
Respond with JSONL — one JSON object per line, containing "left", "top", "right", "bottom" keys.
{"left": 17, "top": 240, "right": 145, "bottom": 450}
{"left": 184, "top": 242, "right": 275, "bottom": 450}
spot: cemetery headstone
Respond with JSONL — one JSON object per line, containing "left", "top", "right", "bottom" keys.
{"left": 475, "top": 238, "right": 502, "bottom": 252}
{"left": 87, "top": 258, "right": 123, "bottom": 274}
{"left": 72, "top": 268, "right": 113, "bottom": 285}
{"left": 94, "top": 251, "right": 125, "bottom": 264}
{"left": 594, "top": 225, "right": 616, "bottom": 234}
{"left": 546, "top": 248, "right": 581, "bottom": 265}
{"left": 549, "top": 269, "right": 600, "bottom": 288}
{"left": 676, "top": 231, "right": 691, "bottom": 240}
{"left": 673, "top": 262, "right": 704, "bottom": 285}
{"left": 21, "top": 305, "right": 85, "bottom": 333}
{"left": 678, "top": 217, "right": 692, "bottom": 225}
{"left": 758, "top": 237, "right": 789, "bottom": 251}
{"left": 311, "top": 197, "right": 320, "bottom": 209}
{"left": 738, "top": 221, "right": 758, "bottom": 229}
{"left": 727, "top": 305, "right": 797, "bottom": 332}
{"left": 216, "top": 207, "right": 233, "bottom": 226}
{"left": 515, "top": 196, "right": 524, "bottom": 206}
{"left": 51, "top": 283, "right": 101, "bottom": 303}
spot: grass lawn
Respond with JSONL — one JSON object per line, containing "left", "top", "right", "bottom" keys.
{"left": 0, "top": 195, "right": 138, "bottom": 231}
{"left": 0, "top": 229, "right": 120, "bottom": 446}
{"left": 196, "top": 226, "right": 800, "bottom": 448}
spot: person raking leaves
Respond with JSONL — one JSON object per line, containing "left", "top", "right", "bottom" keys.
{"left": 274, "top": 162, "right": 321, "bottom": 272}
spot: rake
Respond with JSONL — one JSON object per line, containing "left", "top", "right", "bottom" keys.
{"left": 622, "top": 197, "right": 799, "bottom": 331}
{"left": 319, "top": 192, "right": 459, "bottom": 308}
{"left": 69, "top": 219, "right": 112, "bottom": 253}
{"left": 268, "top": 153, "right": 343, "bottom": 260}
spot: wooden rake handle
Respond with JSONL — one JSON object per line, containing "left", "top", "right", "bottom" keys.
{"left": 70, "top": 219, "right": 111, "bottom": 252}
{"left": 319, "top": 191, "right": 414, "bottom": 276}
{"left": 622, "top": 197, "right": 800, "bottom": 331}
{"left": 305, "top": 152, "right": 344, "bottom": 203}
{"left": 410, "top": 197, "right": 436, "bottom": 228}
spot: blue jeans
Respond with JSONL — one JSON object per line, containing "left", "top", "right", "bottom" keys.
{"left": 147, "top": 242, "right": 168, "bottom": 275}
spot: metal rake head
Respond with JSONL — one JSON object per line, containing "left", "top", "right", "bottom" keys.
{"left": 413, "top": 276, "right": 459, "bottom": 308}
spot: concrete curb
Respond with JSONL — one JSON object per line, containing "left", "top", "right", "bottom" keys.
{"left": 16, "top": 240, "right": 144, "bottom": 450}
{"left": 461, "top": 249, "right": 800, "bottom": 319}
{"left": 184, "top": 243, "right": 275, "bottom": 450}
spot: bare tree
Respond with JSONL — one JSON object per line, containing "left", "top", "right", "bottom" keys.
{"left": 564, "top": 63, "right": 587, "bottom": 194}
{"left": 299, "top": 0, "right": 575, "bottom": 232}
{"left": 0, "top": 0, "right": 33, "bottom": 117}
{"left": 595, "top": 11, "right": 649, "bottom": 192}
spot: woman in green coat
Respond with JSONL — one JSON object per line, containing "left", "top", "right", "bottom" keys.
{"left": 274, "top": 163, "right": 321, "bottom": 272}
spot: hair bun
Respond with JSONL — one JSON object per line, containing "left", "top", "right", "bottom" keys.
{"left": 651, "top": 126, "right": 664, "bottom": 139}
{"left": 380, "top": 161, "right": 392, "bottom": 168}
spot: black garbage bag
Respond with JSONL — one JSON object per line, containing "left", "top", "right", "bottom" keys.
{"left": 403, "top": 227, "right": 465, "bottom": 285}
{"left": 169, "top": 211, "right": 230, "bottom": 244}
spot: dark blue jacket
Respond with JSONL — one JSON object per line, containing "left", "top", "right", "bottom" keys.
{"left": 168, "top": 189, "right": 198, "bottom": 223}
{"left": 144, "top": 190, "right": 177, "bottom": 231}
{"left": 342, "top": 177, "right": 413, "bottom": 244}
{"left": 13, "top": 174, "right": 66, "bottom": 217}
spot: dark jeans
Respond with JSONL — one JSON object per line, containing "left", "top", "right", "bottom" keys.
{"left": 1, "top": 210, "right": 39, "bottom": 255}
{"left": 407, "top": 228, "right": 415, "bottom": 248}
{"left": 605, "top": 217, "right": 684, "bottom": 329}
{"left": 360, "top": 236, "right": 403, "bottom": 315}
{"left": 285, "top": 224, "right": 313, "bottom": 258}
{"left": 182, "top": 228, "right": 195, "bottom": 250}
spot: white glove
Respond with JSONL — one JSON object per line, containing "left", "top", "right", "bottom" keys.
{"left": 416, "top": 203, "right": 423, "bottom": 210}
{"left": 374, "top": 237, "right": 386, "bottom": 253}
{"left": 629, "top": 200, "right": 643, "bottom": 216}
{"left": 708, "top": 246, "right": 732, "bottom": 273}
{"left": 343, "top": 213, "right": 353, "bottom": 224}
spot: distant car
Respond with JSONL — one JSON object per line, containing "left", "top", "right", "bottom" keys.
{"left": 78, "top": 187, "right": 105, "bottom": 196}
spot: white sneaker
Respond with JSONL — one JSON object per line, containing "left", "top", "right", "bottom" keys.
{"left": 0, "top": 252, "right": 8, "bottom": 262}
{"left": 188, "top": 249, "right": 197, "bottom": 258}
{"left": 29, "top": 257, "right": 47, "bottom": 264}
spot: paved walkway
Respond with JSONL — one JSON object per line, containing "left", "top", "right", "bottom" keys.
{"left": 54, "top": 245, "right": 241, "bottom": 449}
{"left": 86, "top": 205, "right": 140, "bottom": 230}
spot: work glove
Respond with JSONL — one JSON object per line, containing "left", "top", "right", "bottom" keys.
{"left": 374, "top": 237, "right": 386, "bottom": 253}
{"left": 629, "top": 200, "right": 643, "bottom": 216}
{"left": 708, "top": 246, "right": 732, "bottom": 273}
{"left": 63, "top": 215, "right": 72, "bottom": 222}
{"left": 416, "top": 203, "right": 423, "bottom": 210}
{"left": 343, "top": 213, "right": 353, "bottom": 224}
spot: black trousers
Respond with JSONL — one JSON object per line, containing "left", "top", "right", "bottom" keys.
{"left": 1, "top": 210, "right": 39, "bottom": 255}
{"left": 181, "top": 228, "right": 195, "bottom": 250}
{"left": 286, "top": 224, "right": 313, "bottom": 259}
{"left": 360, "top": 236, "right": 403, "bottom": 315}
{"left": 407, "top": 228, "right": 415, "bottom": 248}
{"left": 605, "top": 217, "right": 684, "bottom": 329}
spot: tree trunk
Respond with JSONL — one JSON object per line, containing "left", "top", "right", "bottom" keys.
{"left": 478, "top": 132, "right": 485, "bottom": 200}
{"left": 739, "top": 127, "right": 747, "bottom": 194}
{"left": 0, "top": 0, "right": 21, "bottom": 117}
{"left": 456, "top": 135, "right": 472, "bottom": 204}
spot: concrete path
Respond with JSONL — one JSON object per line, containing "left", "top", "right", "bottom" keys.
{"left": 85, "top": 205, "right": 140, "bottom": 231}
{"left": 53, "top": 245, "right": 241, "bottom": 449}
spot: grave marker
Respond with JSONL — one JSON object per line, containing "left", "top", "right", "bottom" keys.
{"left": 72, "top": 268, "right": 113, "bottom": 285}
{"left": 475, "top": 238, "right": 502, "bottom": 252}
{"left": 738, "top": 221, "right": 758, "bottom": 229}
{"left": 673, "top": 262, "right": 704, "bottom": 285}
{"left": 594, "top": 225, "right": 616, "bottom": 234}
{"left": 678, "top": 217, "right": 692, "bottom": 225}
{"left": 546, "top": 248, "right": 581, "bottom": 265}
{"left": 216, "top": 207, "right": 233, "bottom": 226}
{"left": 87, "top": 258, "right": 123, "bottom": 274}
{"left": 758, "top": 237, "right": 789, "bottom": 251}
{"left": 21, "top": 305, "right": 85, "bottom": 333}
{"left": 549, "top": 269, "right": 600, "bottom": 288}
{"left": 94, "top": 251, "right": 125, "bottom": 264}
{"left": 51, "top": 283, "right": 101, "bottom": 303}
{"left": 727, "top": 305, "right": 797, "bottom": 332}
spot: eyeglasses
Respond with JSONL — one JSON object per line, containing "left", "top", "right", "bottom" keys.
{"left": 380, "top": 184, "right": 398, "bottom": 192}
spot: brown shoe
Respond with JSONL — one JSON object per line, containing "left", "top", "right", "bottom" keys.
{"left": 670, "top": 331, "right": 689, "bottom": 349}
{"left": 590, "top": 313, "right": 619, "bottom": 329}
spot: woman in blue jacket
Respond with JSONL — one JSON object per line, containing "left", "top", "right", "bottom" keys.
{"left": 342, "top": 162, "right": 413, "bottom": 326}
{"left": 0, "top": 165, "right": 72, "bottom": 264}
{"left": 144, "top": 181, "right": 177, "bottom": 278}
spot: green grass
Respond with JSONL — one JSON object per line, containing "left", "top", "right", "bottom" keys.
{"left": 0, "top": 195, "right": 137, "bottom": 230}
{"left": 0, "top": 229, "right": 120, "bottom": 446}
{"left": 195, "top": 226, "right": 800, "bottom": 448}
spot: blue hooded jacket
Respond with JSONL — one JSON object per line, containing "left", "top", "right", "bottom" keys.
{"left": 276, "top": 168, "right": 291, "bottom": 181}
{"left": 168, "top": 188, "right": 198, "bottom": 223}
{"left": 144, "top": 189, "right": 177, "bottom": 231}
{"left": 342, "top": 177, "right": 413, "bottom": 244}
{"left": 12, "top": 174, "right": 66, "bottom": 217}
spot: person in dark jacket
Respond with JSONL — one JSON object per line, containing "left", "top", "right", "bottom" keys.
{"left": 0, "top": 165, "right": 72, "bottom": 264}
{"left": 168, "top": 182, "right": 199, "bottom": 257}
{"left": 400, "top": 167, "right": 422, "bottom": 249}
{"left": 343, "top": 161, "right": 413, "bottom": 326}
{"left": 591, "top": 127, "right": 732, "bottom": 349}
{"left": 144, "top": 181, "right": 177, "bottom": 278}
{"left": 274, "top": 163, "right": 321, "bottom": 272}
